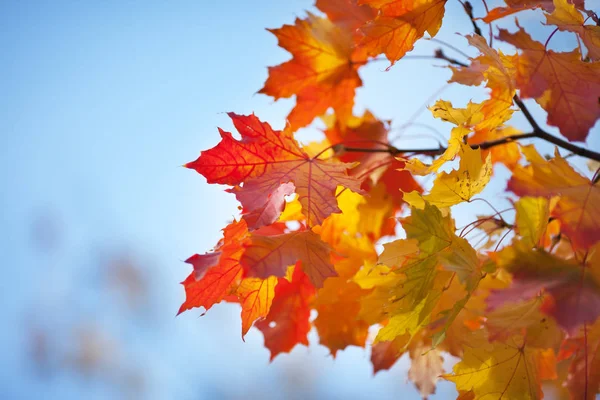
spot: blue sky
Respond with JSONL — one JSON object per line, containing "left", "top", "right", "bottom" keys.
{"left": 1, "top": 0, "right": 598, "bottom": 399}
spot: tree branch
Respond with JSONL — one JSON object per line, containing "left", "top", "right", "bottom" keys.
{"left": 340, "top": 132, "right": 536, "bottom": 156}
{"left": 339, "top": 131, "right": 600, "bottom": 162}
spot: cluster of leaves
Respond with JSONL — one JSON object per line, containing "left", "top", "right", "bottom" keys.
{"left": 179, "top": 0, "right": 600, "bottom": 398}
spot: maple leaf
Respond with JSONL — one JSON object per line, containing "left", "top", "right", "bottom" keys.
{"left": 429, "top": 100, "right": 484, "bottom": 127}
{"left": 178, "top": 219, "right": 281, "bottom": 337}
{"left": 255, "top": 266, "right": 315, "bottom": 360}
{"left": 359, "top": 0, "right": 447, "bottom": 66}
{"left": 408, "top": 341, "right": 445, "bottom": 399}
{"left": 486, "top": 296, "right": 564, "bottom": 349}
{"left": 404, "top": 126, "right": 470, "bottom": 175}
{"left": 375, "top": 292, "right": 440, "bottom": 342}
{"left": 404, "top": 143, "right": 493, "bottom": 209}
{"left": 372, "top": 204, "right": 480, "bottom": 345}
{"left": 186, "top": 113, "right": 363, "bottom": 227}
{"left": 355, "top": 264, "right": 405, "bottom": 325}
{"left": 379, "top": 238, "right": 420, "bottom": 268}
{"left": 314, "top": 277, "right": 370, "bottom": 355}
{"left": 481, "top": 0, "right": 585, "bottom": 23}
{"left": 562, "top": 318, "right": 600, "bottom": 399}
{"left": 404, "top": 203, "right": 481, "bottom": 287}
{"left": 241, "top": 230, "right": 337, "bottom": 288}
{"left": 184, "top": 252, "right": 222, "bottom": 281}
{"left": 545, "top": 0, "right": 600, "bottom": 61}
{"left": 242, "top": 182, "right": 295, "bottom": 230}
{"left": 507, "top": 145, "right": 600, "bottom": 249}
{"left": 499, "top": 24, "right": 600, "bottom": 141}
{"left": 371, "top": 336, "right": 407, "bottom": 373}
{"left": 514, "top": 197, "right": 550, "bottom": 248}
{"left": 444, "top": 334, "right": 557, "bottom": 399}
{"left": 488, "top": 242, "right": 600, "bottom": 335}
{"left": 259, "top": 13, "right": 367, "bottom": 129}
{"left": 238, "top": 276, "right": 278, "bottom": 337}
{"left": 178, "top": 219, "right": 247, "bottom": 315}
{"left": 316, "top": 0, "right": 376, "bottom": 31}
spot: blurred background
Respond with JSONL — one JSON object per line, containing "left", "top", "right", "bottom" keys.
{"left": 1, "top": 1, "right": 598, "bottom": 399}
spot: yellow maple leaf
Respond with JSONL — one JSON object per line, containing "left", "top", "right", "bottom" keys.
{"left": 404, "top": 143, "right": 492, "bottom": 209}
{"left": 546, "top": 0, "right": 600, "bottom": 61}
{"left": 445, "top": 335, "right": 557, "bottom": 399}
{"left": 514, "top": 197, "right": 550, "bottom": 248}
{"left": 237, "top": 276, "right": 278, "bottom": 337}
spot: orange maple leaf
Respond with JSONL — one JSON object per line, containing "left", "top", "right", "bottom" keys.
{"left": 259, "top": 12, "right": 369, "bottom": 130}
{"left": 178, "top": 219, "right": 247, "bottom": 315}
{"left": 314, "top": 277, "right": 370, "bottom": 356}
{"left": 358, "top": 0, "right": 447, "bottom": 66}
{"left": 316, "top": 0, "right": 376, "bottom": 30}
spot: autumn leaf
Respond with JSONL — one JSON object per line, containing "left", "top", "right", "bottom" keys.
{"left": 316, "top": 0, "right": 376, "bottom": 31}
{"left": 372, "top": 204, "right": 480, "bottom": 345}
{"left": 545, "top": 0, "right": 600, "bottom": 61}
{"left": 481, "top": 0, "right": 585, "bottom": 23}
{"left": 514, "top": 197, "right": 550, "bottom": 248}
{"left": 488, "top": 242, "right": 600, "bottom": 335}
{"left": 562, "top": 319, "right": 600, "bottom": 399}
{"left": 178, "top": 219, "right": 248, "bottom": 315}
{"left": 185, "top": 252, "right": 222, "bottom": 281}
{"left": 375, "top": 292, "right": 440, "bottom": 342}
{"left": 371, "top": 336, "right": 407, "bottom": 373}
{"left": 242, "top": 182, "right": 295, "bottom": 230}
{"left": 238, "top": 276, "right": 278, "bottom": 337}
{"left": 255, "top": 266, "right": 315, "bottom": 360}
{"left": 359, "top": 0, "right": 447, "bottom": 65}
{"left": 507, "top": 145, "right": 600, "bottom": 249}
{"left": 404, "top": 143, "right": 493, "bottom": 209}
{"left": 241, "top": 230, "right": 337, "bottom": 288}
{"left": 314, "top": 277, "right": 370, "bottom": 355}
{"left": 429, "top": 100, "right": 484, "bottom": 127}
{"left": 444, "top": 334, "right": 557, "bottom": 399}
{"left": 259, "top": 12, "right": 368, "bottom": 129}
{"left": 486, "top": 296, "right": 564, "bottom": 349}
{"left": 499, "top": 24, "right": 600, "bottom": 141}
{"left": 409, "top": 340, "right": 445, "bottom": 399}
{"left": 379, "top": 238, "right": 420, "bottom": 268}
{"left": 404, "top": 126, "right": 470, "bottom": 175}
{"left": 186, "top": 113, "right": 363, "bottom": 227}
{"left": 404, "top": 203, "right": 480, "bottom": 286}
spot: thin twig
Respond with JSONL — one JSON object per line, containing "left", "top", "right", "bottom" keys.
{"left": 339, "top": 131, "right": 600, "bottom": 162}
{"left": 461, "top": 0, "right": 483, "bottom": 36}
